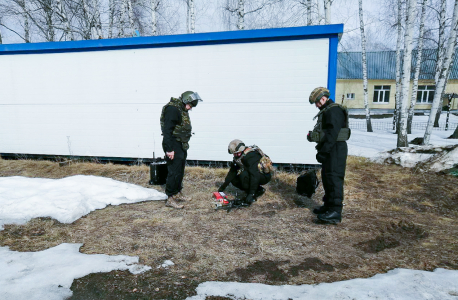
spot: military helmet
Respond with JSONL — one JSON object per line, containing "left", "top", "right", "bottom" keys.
{"left": 181, "top": 91, "right": 203, "bottom": 107}
{"left": 309, "top": 87, "right": 330, "bottom": 104}
{"left": 228, "top": 139, "right": 246, "bottom": 154}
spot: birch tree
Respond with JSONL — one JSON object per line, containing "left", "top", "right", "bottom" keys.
{"left": 126, "top": 0, "right": 136, "bottom": 36}
{"left": 323, "top": 0, "right": 332, "bottom": 24}
{"left": 358, "top": 0, "right": 373, "bottom": 132}
{"left": 108, "top": 0, "right": 115, "bottom": 38}
{"left": 55, "top": 0, "right": 74, "bottom": 40}
{"left": 433, "top": 0, "right": 447, "bottom": 127}
{"left": 0, "top": 17, "right": 3, "bottom": 44}
{"left": 186, "top": 0, "right": 195, "bottom": 33}
{"left": 307, "top": 0, "right": 312, "bottom": 25}
{"left": 151, "top": 0, "right": 159, "bottom": 35}
{"left": 423, "top": 0, "right": 458, "bottom": 145}
{"left": 398, "top": 0, "right": 416, "bottom": 147}
{"left": 407, "top": 0, "right": 427, "bottom": 134}
{"left": 91, "top": 0, "right": 103, "bottom": 39}
{"left": 119, "top": 0, "right": 126, "bottom": 37}
{"left": 394, "top": 0, "right": 403, "bottom": 132}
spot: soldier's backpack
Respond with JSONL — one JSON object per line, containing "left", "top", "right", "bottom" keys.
{"left": 296, "top": 169, "right": 319, "bottom": 197}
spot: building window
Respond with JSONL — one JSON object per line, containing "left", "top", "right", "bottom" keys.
{"left": 373, "top": 85, "right": 391, "bottom": 103}
{"left": 346, "top": 93, "right": 355, "bottom": 100}
{"left": 416, "top": 85, "right": 435, "bottom": 103}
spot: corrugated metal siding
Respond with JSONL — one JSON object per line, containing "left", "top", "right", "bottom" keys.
{"left": 338, "top": 49, "right": 458, "bottom": 80}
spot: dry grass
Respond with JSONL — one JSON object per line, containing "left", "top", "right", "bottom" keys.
{"left": 1, "top": 156, "right": 458, "bottom": 299}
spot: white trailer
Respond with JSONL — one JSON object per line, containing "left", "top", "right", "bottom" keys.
{"left": 0, "top": 25, "right": 343, "bottom": 165}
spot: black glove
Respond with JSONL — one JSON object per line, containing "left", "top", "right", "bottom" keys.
{"left": 316, "top": 152, "right": 328, "bottom": 164}
{"left": 218, "top": 187, "right": 225, "bottom": 193}
{"left": 245, "top": 194, "right": 255, "bottom": 204}
{"left": 307, "top": 131, "right": 312, "bottom": 142}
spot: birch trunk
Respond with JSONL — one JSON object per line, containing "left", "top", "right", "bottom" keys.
{"left": 407, "top": 0, "right": 427, "bottom": 134}
{"left": 423, "top": 0, "right": 458, "bottom": 144}
{"left": 398, "top": 0, "right": 417, "bottom": 147}
{"left": 81, "top": 0, "right": 93, "bottom": 39}
{"left": 307, "top": 0, "right": 312, "bottom": 25}
{"left": 127, "top": 0, "right": 136, "bottom": 36}
{"left": 91, "top": 0, "right": 103, "bottom": 39}
{"left": 24, "top": 6, "right": 30, "bottom": 43}
{"left": 317, "top": 0, "right": 322, "bottom": 24}
{"left": 237, "top": 0, "right": 245, "bottom": 30}
{"left": 324, "top": 0, "right": 331, "bottom": 24}
{"left": 359, "top": 0, "right": 372, "bottom": 132}
{"left": 56, "top": 0, "right": 74, "bottom": 40}
{"left": 433, "top": 0, "right": 447, "bottom": 127}
{"left": 119, "top": 0, "right": 127, "bottom": 37}
{"left": 394, "top": 0, "right": 403, "bottom": 132}
{"left": 108, "top": 0, "right": 115, "bottom": 38}
{"left": 190, "top": 0, "right": 195, "bottom": 33}
{"left": 151, "top": 0, "right": 159, "bottom": 35}
{"left": 0, "top": 21, "right": 2, "bottom": 44}
{"left": 43, "top": 0, "right": 55, "bottom": 41}
{"left": 18, "top": 0, "right": 31, "bottom": 43}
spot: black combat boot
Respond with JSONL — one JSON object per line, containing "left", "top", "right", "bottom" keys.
{"left": 312, "top": 206, "right": 328, "bottom": 215}
{"left": 317, "top": 211, "right": 341, "bottom": 224}
{"left": 254, "top": 186, "right": 265, "bottom": 199}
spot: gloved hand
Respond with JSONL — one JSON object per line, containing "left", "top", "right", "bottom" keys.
{"left": 245, "top": 194, "right": 255, "bottom": 204}
{"left": 307, "top": 131, "right": 312, "bottom": 142}
{"left": 316, "top": 152, "right": 328, "bottom": 164}
{"left": 218, "top": 187, "right": 224, "bottom": 193}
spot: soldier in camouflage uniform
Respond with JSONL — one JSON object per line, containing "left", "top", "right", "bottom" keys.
{"left": 307, "top": 87, "right": 350, "bottom": 224}
{"left": 218, "top": 139, "right": 273, "bottom": 206}
{"left": 160, "top": 91, "right": 202, "bottom": 209}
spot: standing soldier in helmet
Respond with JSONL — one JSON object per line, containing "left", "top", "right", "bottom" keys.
{"left": 218, "top": 139, "right": 273, "bottom": 205}
{"left": 307, "top": 87, "right": 350, "bottom": 224}
{"left": 160, "top": 91, "right": 202, "bottom": 209}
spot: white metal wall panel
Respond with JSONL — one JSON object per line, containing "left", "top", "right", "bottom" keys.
{"left": 0, "top": 38, "right": 329, "bottom": 164}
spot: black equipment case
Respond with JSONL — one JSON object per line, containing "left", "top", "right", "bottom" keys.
{"left": 149, "top": 155, "right": 168, "bottom": 185}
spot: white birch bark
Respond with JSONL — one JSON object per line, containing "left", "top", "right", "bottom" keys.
{"left": 91, "top": 0, "right": 103, "bottom": 39}
{"left": 433, "top": 0, "right": 448, "bottom": 127}
{"left": 127, "top": 0, "right": 135, "bottom": 36}
{"left": 43, "top": 0, "right": 55, "bottom": 41}
{"left": 407, "top": 0, "right": 427, "bottom": 134}
{"left": 316, "top": 0, "right": 323, "bottom": 24}
{"left": 394, "top": 0, "right": 403, "bottom": 132}
{"left": 424, "top": 0, "right": 458, "bottom": 144}
{"left": 398, "top": 0, "right": 417, "bottom": 147}
{"left": 0, "top": 19, "right": 3, "bottom": 44}
{"left": 189, "top": 0, "right": 195, "bottom": 33}
{"left": 151, "top": 0, "right": 159, "bottom": 35}
{"left": 359, "top": 0, "right": 373, "bottom": 132}
{"left": 119, "top": 0, "right": 127, "bottom": 37}
{"left": 108, "top": 0, "right": 115, "bottom": 38}
{"left": 307, "top": 0, "right": 312, "bottom": 25}
{"left": 24, "top": 2, "right": 30, "bottom": 43}
{"left": 237, "top": 0, "right": 245, "bottom": 30}
{"left": 81, "top": 0, "right": 93, "bottom": 39}
{"left": 56, "top": 0, "right": 74, "bottom": 40}
{"left": 323, "top": 0, "right": 331, "bottom": 24}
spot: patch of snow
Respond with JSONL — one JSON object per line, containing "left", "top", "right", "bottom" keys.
{"left": 0, "top": 175, "right": 167, "bottom": 230}
{"left": 186, "top": 268, "right": 458, "bottom": 300}
{"left": 0, "top": 243, "right": 151, "bottom": 300}
{"left": 157, "top": 260, "right": 175, "bottom": 269}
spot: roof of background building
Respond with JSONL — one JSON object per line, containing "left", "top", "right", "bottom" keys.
{"left": 337, "top": 49, "right": 458, "bottom": 80}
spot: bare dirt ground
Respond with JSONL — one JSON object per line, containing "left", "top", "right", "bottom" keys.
{"left": 1, "top": 156, "right": 458, "bottom": 300}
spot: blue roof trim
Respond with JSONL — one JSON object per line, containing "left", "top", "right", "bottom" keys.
{"left": 328, "top": 35, "right": 339, "bottom": 100}
{"left": 0, "top": 24, "right": 343, "bottom": 55}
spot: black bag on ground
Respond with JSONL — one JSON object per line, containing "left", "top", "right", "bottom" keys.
{"left": 296, "top": 169, "right": 319, "bottom": 197}
{"left": 149, "top": 157, "right": 168, "bottom": 185}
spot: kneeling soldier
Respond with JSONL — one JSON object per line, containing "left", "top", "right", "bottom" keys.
{"left": 218, "top": 139, "right": 273, "bottom": 205}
